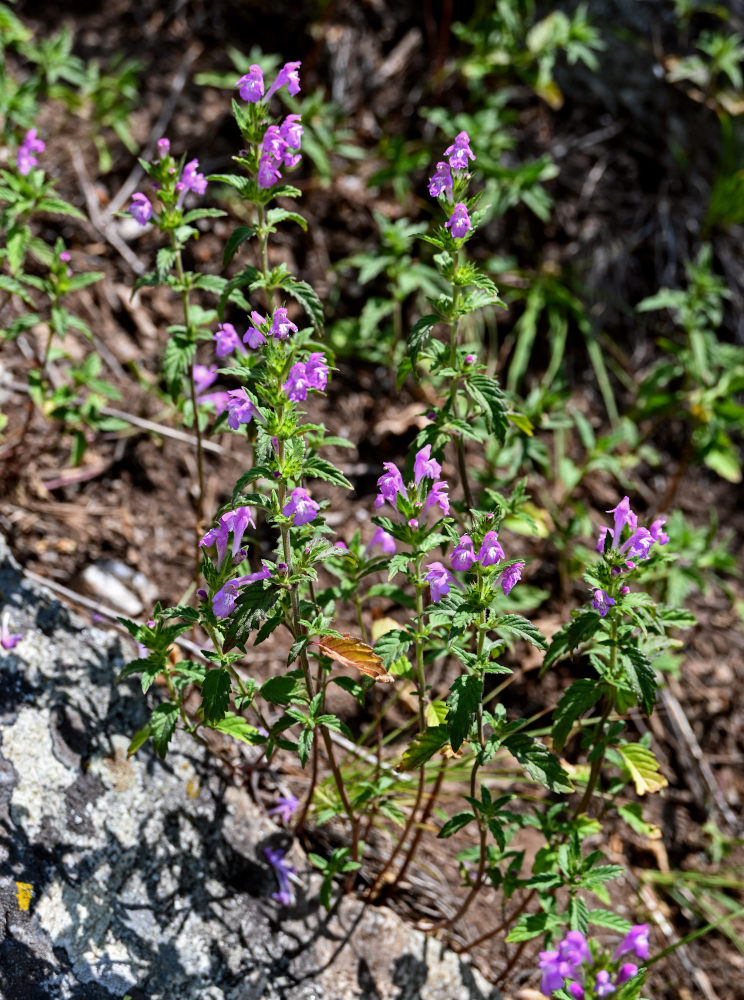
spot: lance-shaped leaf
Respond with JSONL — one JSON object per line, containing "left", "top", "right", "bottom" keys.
{"left": 551, "top": 678, "right": 601, "bottom": 751}
{"left": 310, "top": 633, "right": 393, "bottom": 683}
{"left": 223, "top": 582, "right": 279, "bottom": 652}
{"left": 399, "top": 726, "right": 451, "bottom": 771}
{"left": 446, "top": 673, "right": 482, "bottom": 751}
{"left": 617, "top": 742, "right": 668, "bottom": 795}
{"left": 201, "top": 667, "right": 231, "bottom": 724}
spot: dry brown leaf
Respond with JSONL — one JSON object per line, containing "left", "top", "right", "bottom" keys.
{"left": 312, "top": 633, "right": 394, "bottom": 683}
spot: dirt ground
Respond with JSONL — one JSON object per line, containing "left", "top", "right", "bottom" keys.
{"left": 2, "top": 1, "right": 744, "bottom": 998}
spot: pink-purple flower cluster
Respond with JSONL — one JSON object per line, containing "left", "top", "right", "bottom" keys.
{"left": 597, "top": 497, "right": 669, "bottom": 561}
{"left": 211, "top": 564, "right": 272, "bottom": 619}
{"left": 200, "top": 506, "right": 256, "bottom": 565}
{"left": 448, "top": 531, "right": 524, "bottom": 597}
{"left": 236, "top": 61, "right": 301, "bottom": 104}
{"left": 283, "top": 352, "right": 328, "bottom": 402}
{"left": 374, "top": 446, "right": 448, "bottom": 516}
{"left": 217, "top": 307, "right": 299, "bottom": 355}
{"left": 282, "top": 487, "right": 319, "bottom": 526}
{"left": 538, "top": 926, "right": 648, "bottom": 998}
{"left": 268, "top": 793, "right": 299, "bottom": 824}
{"left": 258, "top": 115, "right": 304, "bottom": 189}
{"left": 445, "top": 202, "right": 472, "bottom": 239}
{"left": 17, "top": 128, "right": 45, "bottom": 175}
{"left": 1, "top": 613, "right": 22, "bottom": 650}
{"left": 128, "top": 153, "right": 207, "bottom": 226}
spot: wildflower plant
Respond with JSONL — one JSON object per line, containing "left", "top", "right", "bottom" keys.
{"left": 112, "top": 55, "right": 702, "bottom": 998}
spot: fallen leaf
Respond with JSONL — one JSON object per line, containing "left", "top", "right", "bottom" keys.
{"left": 312, "top": 633, "right": 394, "bottom": 683}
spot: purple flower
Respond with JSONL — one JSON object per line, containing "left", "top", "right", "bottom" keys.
{"left": 538, "top": 949, "right": 564, "bottom": 994}
{"left": 179, "top": 158, "right": 207, "bottom": 196}
{"left": 413, "top": 445, "right": 441, "bottom": 485}
{"left": 567, "top": 984, "right": 585, "bottom": 1000}
{"left": 280, "top": 114, "right": 303, "bottom": 150}
{"left": 283, "top": 487, "right": 319, "bottom": 526}
{"left": 258, "top": 155, "right": 282, "bottom": 188}
{"left": 265, "top": 846, "right": 296, "bottom": 906}
{"left": 560, "top": 931, "right": 591, "bottom": 967}
{"left": 445, "top": 202, "right": 472, "bottom": 239}
{"left": 607, "top": 497, "right": 637, "bottom": 542}
{"left": 1, "top": 614, "right": 22, "bottom": 650}
{"left": 444, "top": 131, "right": 475, "bottom": 170}
{"left": 265, "top": 61, "right": 301, "bottom": 101}
{"left": 616, "top": 963, "right": 638, "bottom": 986}
{"left": 465, "top": 354, "right": 475, "bottom": 364}
{"left": 375, "top": 462, "right": 407, "bottom": 507}
{"left": 193, "top": 364, "right": 217, "bottom": 394}
{"left": 366, "top": 526, "right": 396, "bottom": 555}
{"left": 225, "top": 388, "right": 256, "bottom": 430}
{"left": 212, "top": 580, "right": 242, "bottom": 618}
{"left": 244, "top": 310, "right": 267, "bottom": 349}
{"left": 305, "top": 352, "right": 329, "bottom": 390}
{"left": 428, "top": 161, "right": 453, "bottom": 198}
{"left": 424, "top": 480, "right": 450, "bottom": 516}
{"left": 17, "top": 128, "right": 45, "bottom": 175}
{"left": 614, "top": 925, "right": 649, "bottom": 962}
{"left": 451, "top": 534, "right": 476, "bottom": 572}
{"left": 214, "top": 322, "right": 243, "bottom": 358}
{"left": 425, "top": 562, "right": 452, "bottom": 603}
{"left": 477, "top": 531, "right": 505, "bottom": 567}
{"left": 200, "top": 506, "right": 256, "bottom": 565}
{"left": 594, "top": 970, "right": 616, "bottom": 997}
{"left": 268, "top": 793, "right": 299, "bottom": 824}
{"left": 593, "top": 588, "right": 615, "bottom": 617}
{"left": 270, "top": 307, "right": 298, "bottom": 340}
{"left": 157, "top": 137, "right": 170, "bottom": 159}
{"left": 262, "top": 125, "right": 286, "bottom": 160}
{"left": 283, "top": 363, "right": 310, "bottom": 402}
{"left": 621, "top": 527, "right": 654, "bottom": 560}
{"left": 649, "top": 517, "right": 669, "bottom": 545}
{"left": 129, "top": 193, "right": 152, "bottom": 226}
{"left": 596, "top": 524, "right": 613, "bottom": 554}
{"left": 236, "top": 64, "right": 264, "bottom": 102}
{"left": 499, "top": 561, "right": 524, "bottom": 595}
{"left": 199, "top": 391, "right": 229, "bottom": 414}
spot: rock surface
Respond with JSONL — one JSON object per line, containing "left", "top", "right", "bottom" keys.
{"left": 0, "top": 536, "right": 501, "bottom": 1000}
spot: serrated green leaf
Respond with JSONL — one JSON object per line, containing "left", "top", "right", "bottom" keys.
{"left": 408, "top": 314, "right": 440, "bottom": 365}
{"left": 222, "top": 224, "right": 256, "bottom": 266}
{"left": 127, "top": 726, "right": 150, "bottom": 757}
{"left": 399, "top": 726, "right": 450, "bottom": 771}
{"left": 201, "top": 667, "right": 231, "bottom": 723}
{"left": 552, "top": 678, "right": 601, "bottom": 751}
{"left": 502, "top": 733, "right": 573, "bottom": 792}
{"left": 223, "top": 582, "right": 279, "bottom": 652}
{"left": 492, "top": 613, "right": 546, "bottom": 649}
{"left": 303, "top": 456, "right": 351, "bottom": 488}
{"left": 543, "top": 611, "right": 601, "bottom": 671}
{"left": 588, "top": 908, "right": 632, "bottom": 932}
{"left": 374, "top": 628, "right": 412, "bottom": 667}
{"left": 466, "top": 373, "right": 508, "bottom": 441}
{"left": 446, "top": 673, "right": 482, "bottom": 751}
{"left": 149, "top": 702, "right": 179, "bottom": 759}
{"left": 438, "top": 811, "right": 476, "bottom": 838}
{"left": 210, "top": 713, "right": 266, "bottom": 744}
{"left": 617, "top": 743, "right": 668, "bottom": 796}
{"left": 620, "top": 645, "right": 656, "bottom": 714}
{"left": 284, "top": 276, "right": 323, "bottom": 331}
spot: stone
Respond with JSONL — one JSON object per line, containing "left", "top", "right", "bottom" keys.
{"left": 0, "top": 535, "right": 501, "bottom": 1000}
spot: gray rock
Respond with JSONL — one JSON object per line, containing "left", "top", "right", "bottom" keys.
{"left": 0, "top": 535, "right": 501, "bottom": 1000}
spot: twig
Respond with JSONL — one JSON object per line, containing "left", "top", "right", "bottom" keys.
{"left": 69, "top": 145, "right": 146, "bottom": 275}
{"left": 660, "top": 686, "right": 741, "bottom": 834}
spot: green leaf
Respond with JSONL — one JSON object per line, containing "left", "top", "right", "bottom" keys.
{"left": 620, "top": 645, "right": 656, "bottom": 715}
{"left": 298, "top": 725, "right": 314, "bottom": 767}
{"left": 543, "top": 611, "right": 601, "bottom": 671}
{"left": 149, "top": 702, "right": 179, "bottom": 759}
{"left": 466, "top": 373, "right": 508, "bottom": 441}
{"left": 127, "top": 726, "right": 150, "bottom": 756}
{"left": 399, "top": 726, "right": 450, "bottom": 771}
{"left": 284, "top": 277, "right": 323, "bottom": 331}
{"left": 552, "top": 678, "right": 601, "bottom": 751}
{"left": 374, "top": 628, "right": 413, "bottom": 667}
{"left": 266, "top": 207, "right": 308, "bottom": 230}
{"left": 303, "top": 456, "right": 352, "bottom": 488}
{"left": 492, "top": 613, "right": 546, "bottom": 650}
{"left": 569, "top": 894, "right": 589, "bottom": 935}
{"left": 501, "top": 733, "right": 573, "bottom": 792}
{"left": 222, "top": 224, "right": 256, "bottom": 266}
{"left": 506, "top": 911, "right": 562, "bottom": 943}
{"left": 201, "top": 667, "right": 231, "bottom": 724}
{"left": 260, "top": 672, "right": 306, "bottom": 706}
{"left": 37, "top": 197, "right": 85, "bottom": 219}
{"left": 0, "top": 274, "right": 34, "bottom": 305}
{"left": 210, "top": 713, "right": 266, "bottom": 744}
{"left": 223, "top": 582, "right": 279, "bottom": 652}
{"left": 438, "top": 811, "right": 476, "bottom": 838}
{"left": 446, "top": 673, "right": 482, "bottom": 751}
{"left": 617, "top": 743, "right": 668, "bottom": 796}
{"left": 408, "top": 314, "right": 440, "bottom": 365}
{"left": 588, "top": 908, "right": 632, "bottom": 932}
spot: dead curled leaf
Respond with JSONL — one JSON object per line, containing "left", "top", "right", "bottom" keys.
{"left": 311, "top": 633, "right": 394, "bottom": 683}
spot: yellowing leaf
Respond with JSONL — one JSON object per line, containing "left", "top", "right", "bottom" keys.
{"left": 312, "top": 633, "right": 393, "bottom": 683}
{"left": 617, "top": 743, "right": 668, "bottom": 796}
{"left": 371, "top": 616, "right": 401, "bottom": 642}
